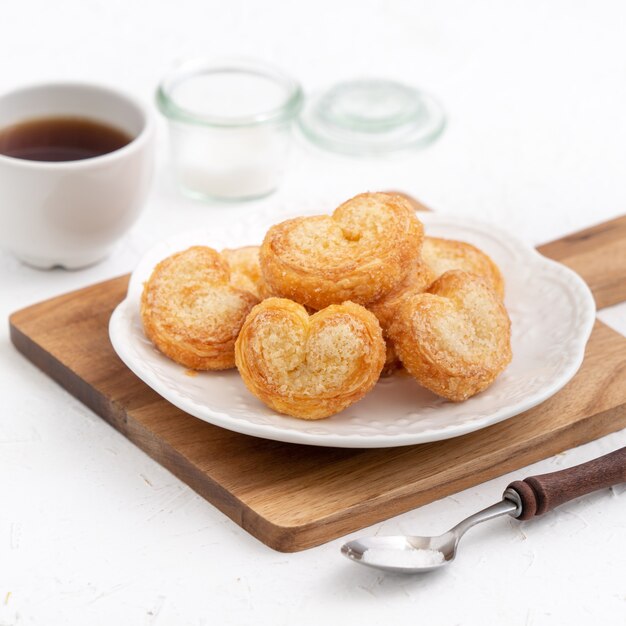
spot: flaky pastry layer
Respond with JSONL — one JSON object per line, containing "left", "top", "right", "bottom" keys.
{"left": 389, "top": 270, "right": 511, "bottom": 401}
{"left": 235, "top": 298, "right": 386, "bottom": 419}
{"left": 259, "top": 192, "right": 424, "bottom": 310}
{"left": 141, "top": 246, "right": 259, "bottom": 370}
{"left": 422, "top": 237, "right": 505, "bottom": 297}
{"left": 221, "top": 245, "right": 273, "bottom": 300}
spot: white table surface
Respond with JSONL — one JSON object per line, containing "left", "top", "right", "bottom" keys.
{"left": 1, "top": 1, "right": 626, "bottom": 624}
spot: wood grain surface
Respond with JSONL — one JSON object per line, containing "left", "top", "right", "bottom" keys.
{"left": 537, "top": 215, "right": 626, "bottom": 309}
{"left": 9, "top": 213, "right": 626, "bottom": 552}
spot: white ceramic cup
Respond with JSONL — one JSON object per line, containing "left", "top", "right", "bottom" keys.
{"left": 0, "top": 82, "right": 154, "bottom": 269}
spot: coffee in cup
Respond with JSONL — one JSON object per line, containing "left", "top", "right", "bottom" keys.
{"left": 0, "top": 82, "right": 154, "bottom": 269}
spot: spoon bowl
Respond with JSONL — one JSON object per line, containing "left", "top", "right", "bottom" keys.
{"left": 341, "top": 533, "right": 455, "bottom": 574}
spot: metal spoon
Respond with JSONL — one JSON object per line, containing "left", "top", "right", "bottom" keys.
{"left": 342, "top": 446, "right": 626, "bottom": 574}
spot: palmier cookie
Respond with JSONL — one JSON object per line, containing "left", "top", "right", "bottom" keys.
{"left": 368, "top": 260, "right": 434, "bottom": 333}
{"left": 368, "top": 261, "right": 434, "bottom": 375}
{"left": 221, "top": 245, "right": 273, "bottom": 300}
{"left": 389, "top": 270, "right": 512, "bottom": 401}
{"left": 422, "top": 237, "right": 505, "bottom": 297}
{"left": 259, "top": 192, "right": 424, "bottom": 311}
{"left": 235, "top": 298, "right": 386, "bottom": 419}
{"left": 141, "top": 246, "right": 259, "bottom": 370}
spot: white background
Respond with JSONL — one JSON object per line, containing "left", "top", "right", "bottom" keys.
{"left": 1, "top": 1, "right": 626, "bottom": 624}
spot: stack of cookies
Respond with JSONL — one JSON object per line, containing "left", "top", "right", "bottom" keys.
{"left": 140, "top": 192, "right": 512, "bottom": 420}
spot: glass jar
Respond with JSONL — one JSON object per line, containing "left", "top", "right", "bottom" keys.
{"left": 157, "top": 59, "right": 303, "bottom": 202}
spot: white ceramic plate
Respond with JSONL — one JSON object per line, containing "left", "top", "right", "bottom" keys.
{"left": 109, "top": 212, "right": 595, "bottom": 448}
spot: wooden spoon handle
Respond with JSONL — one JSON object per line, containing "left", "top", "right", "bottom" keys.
{"left": 507, "top": 447, "right": 626, "bottom": 520}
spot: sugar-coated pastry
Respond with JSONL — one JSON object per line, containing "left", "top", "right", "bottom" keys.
{"left": 235, "top": 298, "right": 386, "bottom": 419}
{"left": 389, "top": 270, "right": 512, "bottom": 401}
{"left": 368, "top": 261, "right": 434, "bottom": 375}
{"left": 367, "top": 260, "right": 434, "bottom": 332}
{"left": 141, "top": 246, "right": 259, "bottom": 370}
{"left": 221, "top": 245, "right": 271, "bottom": 300}
{"left": 369, "top": 238, "right": 504, "bottom": 377}
{"left": 422, "top": 237, "right": 505, "bottom": 297}
{"left": 259, "top": 192, "right": 424, "bottom": 310}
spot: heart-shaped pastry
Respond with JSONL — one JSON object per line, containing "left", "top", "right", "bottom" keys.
{"left": 221, "top": 245, "right": 272, "bottom": 300}
{"left": 368, "top": 260, "right": 435, "bottom": 332}
{"left": 422, "top": 237, "right": 505, "bottom": 297}
{"left": 389, "top": 270, "right": 512, "bottom": 401}
{"left": 235, "top": 298, "right": 386, "bottom": 419}
{"left": 141, "top": 246, "right": 259, "bottom": 370}
{"left": 368, "top": 260, "right": 434, "bottom": 376}
{"left": 259, "top": 192, "right": 424, "bottom": 310}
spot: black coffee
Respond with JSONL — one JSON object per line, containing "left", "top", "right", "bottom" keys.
{"left": 0, "top": 116, "right": 132, "bottom": 162}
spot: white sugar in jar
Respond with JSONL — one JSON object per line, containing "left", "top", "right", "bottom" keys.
{"left": 157, "top": 59, "right": 302, "bottom": 202}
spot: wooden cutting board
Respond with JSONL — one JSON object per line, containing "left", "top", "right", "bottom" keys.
{"left": 9, "top": 209, "right": 626, "bottom": 552}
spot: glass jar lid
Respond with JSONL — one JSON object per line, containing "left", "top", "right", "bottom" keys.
{"left": 157, "top": 58, "right": 303, "bottom": 127}
{"left": 298, "top": 78, "right": 445, "bottom": 156}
